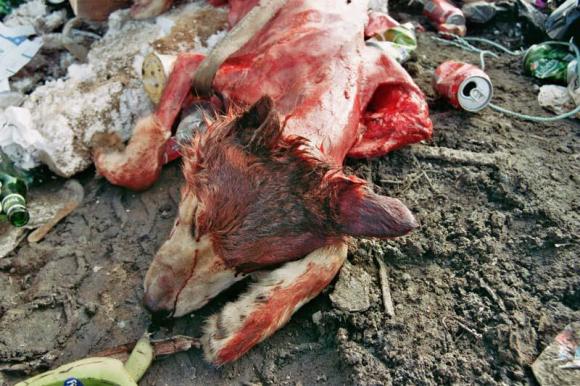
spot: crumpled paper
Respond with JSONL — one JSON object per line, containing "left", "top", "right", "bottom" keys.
{"left": 0, "top": 106, "right": 45, "bottom": 169}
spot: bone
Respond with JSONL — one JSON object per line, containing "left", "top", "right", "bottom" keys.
{"left": 141, "top": 52, "right": 177, "bottom": 104}
{"left": 452, "top": 316, "right": 482, "bottom": 340}
{"left": 191, "top": 0, "right": 289, "bottom": 96}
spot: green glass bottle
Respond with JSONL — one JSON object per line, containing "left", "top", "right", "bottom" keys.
{"left": 0, "top": 173, "right": 30, "bottom": 227}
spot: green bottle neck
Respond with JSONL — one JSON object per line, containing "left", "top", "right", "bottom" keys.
{"left": 0, "top": 172, "right": 28, "bottom": 198}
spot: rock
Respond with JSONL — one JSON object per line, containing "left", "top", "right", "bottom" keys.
{"left": 0, "top": 225, "right": 25, "bottom": 259}
{"left": 329, "top": 261, "right": 372, "bottom": 312}
{"left": 532, "top": 322, "right": 580, "bottom": 385}
{"left": 312, "top": 311, "right": 322, "bottom": 325}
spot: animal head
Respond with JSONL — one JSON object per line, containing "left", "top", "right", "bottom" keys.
{"left": 143, "top": 96, "right": 417, "bottom": 318}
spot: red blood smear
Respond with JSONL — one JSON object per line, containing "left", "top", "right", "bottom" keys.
{"left": 211, "top": 0, "right": 432, "bottom": 164}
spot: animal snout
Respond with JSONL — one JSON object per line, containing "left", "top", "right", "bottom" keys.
{"left": 143, "top": 291, "right": 173, "bottom": 323}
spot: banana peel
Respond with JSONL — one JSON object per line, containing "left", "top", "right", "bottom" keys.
{"left": 16, "top": 335, "right": 154, "bottom": 386}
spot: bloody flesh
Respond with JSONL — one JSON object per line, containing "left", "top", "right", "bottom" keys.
{"left": 93, "top": 0, "right": 434, "bottom": 365}
{"left": 94, "top": 0, "right": 433, "bottom": 189}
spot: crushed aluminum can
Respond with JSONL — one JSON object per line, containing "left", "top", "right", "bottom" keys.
{"left": 374, "top": 24, "right": 417, "bottom": 49}
{"left": 522, "top": 43, "right": 575, "bottom": 84}
{"left": 367, "top": 23, "right": 417, "bottom": 64}
{"left": 462, "top": 1, "right": 497, "bottom": 24}
{"left": 433, "top": 61, "right": 493, "bottom": 112}
{"left": 423, "top": 0, "right": 467, "bottom": 36}
{"left": 141, "top": 52, "right": 177, "bottom": 104}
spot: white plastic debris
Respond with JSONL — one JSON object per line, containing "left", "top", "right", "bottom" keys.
{"left": 538, "top": 85, "right": 580, "bottom": 119}
{"left": 0, "top": 91, "right": 24, "bottom": 109}
{"left": 0, "top": 107, "right": 44, "bottom": 169}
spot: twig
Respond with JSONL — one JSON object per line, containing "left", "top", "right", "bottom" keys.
{"left": 441, "top": 317, "right": 451, "bottom": 351}
{"left": 411, "top": 144, "right": 506, "bottom": 168}
{"left": 411, "top": 153, "right": 436, "bottom": 192}
{"left": 111, "top": 189, "right": 128, "bottom": 225}
{"left": 398, "top": 172, "right": 422, "bottom": 194}
{"left": 375, "top": 257, "right": 395, "bottom": 318}
{"left": 92, "top": 335, "right": 200, "bottom": 362}
{"left": 452, "top": 317, "right": 482, "bottom": 340}
{"left": 380, "top": 179, "right": 404, "bottom": 184}
{"left": 478, "top": 277, "right": 507, "bottom": 312}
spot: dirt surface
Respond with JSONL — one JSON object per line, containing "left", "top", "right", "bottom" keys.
{"left": 1, "top": 6, "right": 579, "bottom": 386}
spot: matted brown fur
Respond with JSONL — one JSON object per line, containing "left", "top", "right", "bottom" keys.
{"left": 180, "top": 97, "right": 361, "bottom": 271}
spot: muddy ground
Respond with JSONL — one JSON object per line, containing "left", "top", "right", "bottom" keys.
{"left": 1, "top": 6, "right": 579, "bottom": 386}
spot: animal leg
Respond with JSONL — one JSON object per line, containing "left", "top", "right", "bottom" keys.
{"left": 202, "top": 241, "right": 348, "bottom": 366}
{"left": 92, "top": 53, "right": 205, "bottom": 191}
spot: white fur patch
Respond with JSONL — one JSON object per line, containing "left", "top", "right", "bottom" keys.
{"left": 202, "top": 241, "right": 348, "bottom": 364}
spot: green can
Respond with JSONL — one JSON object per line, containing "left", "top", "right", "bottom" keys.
{"left": 374, "top": 25, "right": 417, "bottom": 49}
{"left": 523, "top": 43, "right": 575, "bottom": 84}
{"left": 0, "top": 0, "right": 26, "bottom": 16}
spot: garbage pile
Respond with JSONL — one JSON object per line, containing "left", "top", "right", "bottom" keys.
{"left": 0, "top": 0, "right": 578, "bottom": 382}
{"left": 0, "top": 0, "right": 228, "bottom": 230}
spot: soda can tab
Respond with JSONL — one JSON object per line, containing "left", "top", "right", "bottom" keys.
{"left": 141, "top": 52, "right": 177, "bottom": 104}
{"left": 522, "top": 43, "right": 575, "bottom": 84}
{"left": 424, "top": 0, "right": 466, "bottom": 36}
{"left": 433, "top": 61, "right": 493, "bottom": 112}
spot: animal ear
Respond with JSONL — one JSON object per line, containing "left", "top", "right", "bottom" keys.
{"left": 331, "top": 176, "right": 418, "bottom": 238}
{"left": 235, "top": 95, "right": 282, "bottom": 154}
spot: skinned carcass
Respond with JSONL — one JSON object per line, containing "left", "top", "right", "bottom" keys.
{"left": 94, "top": 0, "right": 432, "bottom": 365}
